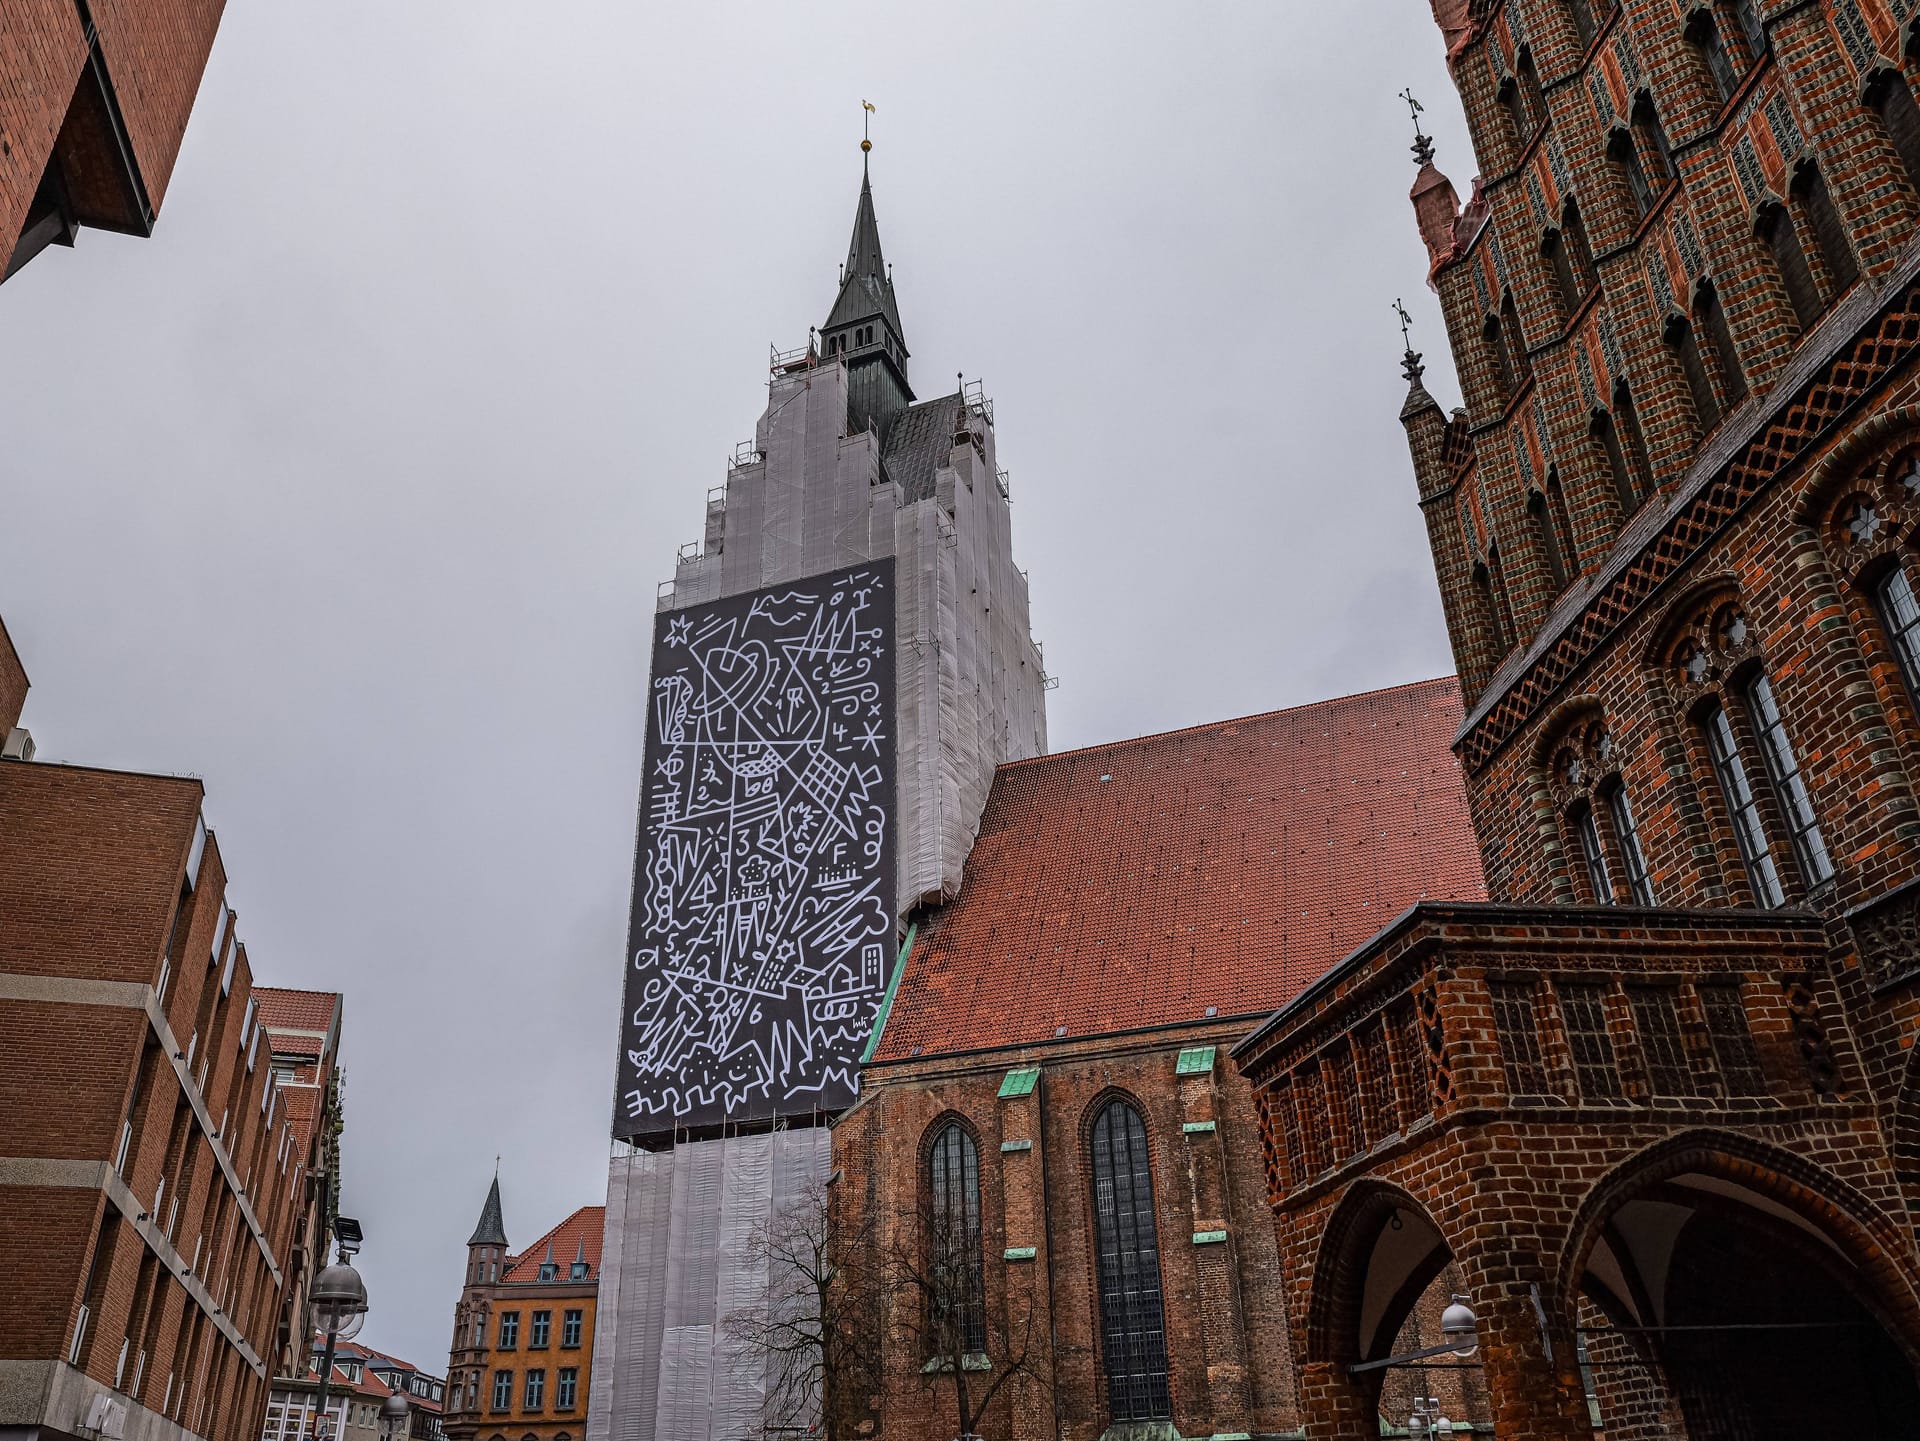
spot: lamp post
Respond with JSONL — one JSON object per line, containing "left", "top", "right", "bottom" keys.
{"left": 378, "top": 1391, "right": 411, "bottom": 1441}
{"left": 308, "top": 1230, "right": 368, "bottom": 1441}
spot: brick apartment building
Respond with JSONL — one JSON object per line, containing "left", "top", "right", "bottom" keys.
{"left": 834, "top": 680, "right": 1490, "bottom": 1440}
{"left": 443, "top": 1178, "right": 600, "bottom": 1441}
{"left": 1230, "top": 0, "right": 1920, "bottom": 1436}
{"left": 1, "top": 0, "right": 230, "bottom": 283}
{"left": 0, "top": 613, "right": 344, "bottom": 1441}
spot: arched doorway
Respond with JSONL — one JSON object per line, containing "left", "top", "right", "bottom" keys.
{"left": 1303, "top": 1185, "right": 1490, "bottom": 1435}
{"left": 1567, "top": 1141, "right": 1920, "bottom": 1438}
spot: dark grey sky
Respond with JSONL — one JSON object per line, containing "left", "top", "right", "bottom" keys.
{"left": 0, "top": 2, "right": 1472, "bottom": 1371}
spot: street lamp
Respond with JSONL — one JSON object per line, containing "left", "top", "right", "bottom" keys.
{"left": 308, "top": 1224, "right": 369, "bottom": 1440}
{"left": 1441, "top": 1293, "right": 1478, "bottom": 1359}
{"left": 378, "top": 1391, "right": 410, "bottom": 1440}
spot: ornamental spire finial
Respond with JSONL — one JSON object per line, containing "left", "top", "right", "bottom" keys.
{"left": 1394, "top": 297, "right": 1426, "bottom": 385}
{"left": 861, "top": 98, "right": 875, "bottom": 156}
{"left": 1400, "top": 87, "right": 1436, "bottom": 167}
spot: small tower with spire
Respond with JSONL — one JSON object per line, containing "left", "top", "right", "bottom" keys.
{"left": 819, "top": 141, "right": 914, "bottom": 438}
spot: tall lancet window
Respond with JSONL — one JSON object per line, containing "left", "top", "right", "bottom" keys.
{"left": 1090, "top": 1099, "right": 1172, "bottom": 1422}
{"left": 926, "top": 1123, "right": 985, "bottom": 1354}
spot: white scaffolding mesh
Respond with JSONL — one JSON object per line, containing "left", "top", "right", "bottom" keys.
{"left": 589, "top": 1129, "right": 832, "bottom": 1441}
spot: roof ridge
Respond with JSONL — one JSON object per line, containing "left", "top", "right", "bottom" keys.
{"left": 998, "top": 675, "right": 1462, "bottom": 771}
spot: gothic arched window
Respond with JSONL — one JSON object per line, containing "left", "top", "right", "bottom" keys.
{"left": 1566, "top": 0, "right": 1596, "bottom": 50}
{"left": 926, "top": 1122, "right": 985, "bottom": 1355}
{"left": 1563, "top": 200, "right": 1598, "bottom": 295}
{"left": 1696, "top": 279, "right": 1747, "bottom": 408}
{"left": 1611, "top": 125, "right": 1655, "bottom": 222}
{"left": 1666, "top": 311, "right": 1721, "bottom": 434}
{"left": 1868, "top": 70, "right": 1920, "bottom": 196}
{"left": 1501, "top": 292, "right": 1532, "bottom": 389}
{"left": 1089, "top": 1099, "right": 1171, "bottom": 1423}
{"left": 1793, "top": 161, "right": 1859, "bottom": 298}
{"left": 1690, "top": 7, "right": 1740, "bottom": 105}
{"left": 1757, "top": 199, "right": 1822, "bottom": 330}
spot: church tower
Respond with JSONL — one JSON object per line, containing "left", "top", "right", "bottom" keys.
{"left": 443, "top": 1175, "right": 507, "bottom": 1434}
{"left": 590, "top": 145, "right": 1049, "bottom": 1439}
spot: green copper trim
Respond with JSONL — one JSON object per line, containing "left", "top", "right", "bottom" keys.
{"left": 1003, "top": 1246, "right": 1037, "bottom": 1261}
{"left": 1175, "top": 1044, "right": 1217, "bottom": 1076}
{"left": 860, "top": 922, "right": 916, "bottom": 1065}
{"left": 1182, "top": 1120, "right": 1217, "bottom": 1134}
{"left": 1001, "top": 1139, "right": 1033, "bottom": 1153}
{"left": 1192, "top": 1229, "right": 1228, "bottom": 1245}
{"left": 998, "top": 1065, "right": 1040, "bottom": 1099}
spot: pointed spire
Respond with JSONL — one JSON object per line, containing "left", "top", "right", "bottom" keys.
{"left": 824, "top": 158, "right": 906, "bottom": 343}
{"left": 1395, "top": 297, "right": 1441, "bottom": 421}
{"left": 573, "top": 1235, "right": 586, "bottom": 1265}
{"left": 468, "top": 1173, "right": 507, "bottom": 1248}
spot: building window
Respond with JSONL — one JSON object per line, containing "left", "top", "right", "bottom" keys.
{"left": 925, "top": 1122, "right": 985, "bottom": 1355}
{"left": 1490, "top": 978, "right": 1548, "bottom": 1096}
{"left": 1089, "top": 1098, "right": 1172, "bottom": 1422}
{"left": 1700, "top": 981, "right": 1767, "bottom": 1095}
{"left": 530, "top": 1310, "right": 550, "bottom": 1349}
{"left": 1575, "top": 804, "right": 1614, "bottom": 903}
{"left": 1518, "top": 49, "right": 1547, "bottom": 137}
{"left": 561, "top": 1309, "right": 583, "bottom": 1348}
{"left": 1758, "top": 200, "right": 1822, "bottom": 330}
{"left": 1558, "top": 981, "right": 1624, "bottom": 1100}
{"left": 524, "top": 1369, "right": 545, "bottom": 1410}
{"left": 1501, "top": 292, "right": 1532, "bottom": 389}
{"left": 1690, "top": 7, "right": 1740, "bottom": 105}
{"left": 1564, "top": 201, "right": 1598, "bottom": 294}
{"left": 1793, "top": 161, "right": 1859, "bottom": 297}
{"left": 1529, "top": 490, "right": 1568, "bottom": 591}
{"left": 557, "top": 1366, "right": 578, "bottom": 1410}
{"left": 1730, "top": 0, "right": 1766, "bottom": 62}
{"left": 1876, "top": 566, "right": 1920, "bottom": 700}
{"left": 1869, "top": 70, "right": 1920, "bottom": 196}
{"left": 1696, "top": 280, "right": 1747, "bottom": 408}
{"left": 1544, "top": 227, "right": 1581, "bottom": 317}
{"left": 1629, "top": 986, "right": 1695, "bottom": 1097}
{"left": 491, "top": 1371, "right": 511, "bottom": 1412}
{"left": 1703, "top": 700, "right": 1785, "bottom": 906}
{"left": 1607, "top": 785, "right": 1657, "bottom": 905}
{"left": 1484, "top": 312, "right": 1516, "bottom": 404}
{"left": 1666, "top": 311, "right": 1721, "bottom": 434}
{"left": 497, "top": 1312, "right": 519, "bottom": 1350}
{"left": 1473, "top": 562, "right": 1506, "bottom": 659}
{"left": 1567, "top": 0, "right": 1596, "bottom": 49}
{"left": 1592, "top": 409, "right": 1639, "bottom": 513}
{"left": 1746, "top": 673, "right": 1833, "bottom": 887}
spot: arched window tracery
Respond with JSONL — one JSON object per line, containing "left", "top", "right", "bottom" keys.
{"left": 1088, "top": 1098, "right": 1171, "bottom": 1423}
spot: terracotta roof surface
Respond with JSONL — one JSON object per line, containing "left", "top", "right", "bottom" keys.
{"left": 253, "top": 987, "right": 341, "bottom": 1038}
{"left": 870, "top": 677, "right": 1485, "bottom": 1063}
{"left": 502, "top": 1205, "right": 605, "bottom": 1283}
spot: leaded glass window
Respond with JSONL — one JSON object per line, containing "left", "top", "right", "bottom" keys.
{"left": 1877, "top": 566, "right": 1920, "bottom": 701}
{"left": 1608, "top": 786, "right": 1657, "bottom": 906}
{"left": 1558, "top": 981, "right": 1623, "bottom": 1101}
{"left": 926, "top": 1123, "right": 985, "bottom": 1355}
{"left": 1090, "top": 1100, "right": 1171, "bottom": 1422}
{"left": 1575, "top": 805, "right": 1614, "bottom": 904}
{"left": 1745, "top": 674, "right": 1832, "bottom": 887}
{"left": 1703, "top": 701, "right": 1784, "bottom": 906}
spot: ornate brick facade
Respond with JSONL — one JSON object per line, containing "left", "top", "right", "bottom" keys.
{"left": 1235, "top": 1, "right": 1920, "bottom": 1436}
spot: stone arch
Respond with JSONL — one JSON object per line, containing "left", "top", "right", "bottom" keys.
{"left": 1304, "top": 1180, "right": 1455, "bottom": 1371}
{"left": 1556, "top": 1129, "right": 1920, "bottom": 1393}
{"left": 1640, "top": 572, "right": 1744, "bottom": 671}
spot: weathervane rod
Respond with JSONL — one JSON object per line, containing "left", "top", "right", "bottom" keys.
{"left": 862, "top": 98, "right": 876, "bottom": 154}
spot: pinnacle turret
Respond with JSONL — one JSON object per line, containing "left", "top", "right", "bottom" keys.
{"left": 467, "top": 1173, "right": 507, "bottom": 1248}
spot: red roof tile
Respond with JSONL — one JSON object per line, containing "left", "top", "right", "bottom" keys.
{"left": 502, "top": 1205, "right": 605, "bottom": 1283}
{"left": 254, "top": 987, "right": 341, "bottom": 1038}
{"left": 870, "top": 678, "right": 1486, "bottom": 1063}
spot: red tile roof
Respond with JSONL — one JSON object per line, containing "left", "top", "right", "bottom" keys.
{"left": 869, "top": 678, "right": 1485, "bottom": 1063}
{"left": 254, "top": 987, "right": 341, "bottom": 1038}
{"left": 502, "top": 1205, "right": 605, "bottom": 1283}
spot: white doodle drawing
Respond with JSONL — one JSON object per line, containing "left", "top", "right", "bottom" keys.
{"left": 618, "top": 564, "right": 896, "bottom": 1134}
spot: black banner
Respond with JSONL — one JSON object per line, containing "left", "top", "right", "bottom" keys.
{"left": 616, "top": 562, "right": 897, "bottom": 1140}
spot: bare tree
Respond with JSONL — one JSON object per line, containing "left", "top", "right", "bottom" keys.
{"left": 724, "top": 1175, "right": 880, "bottom": 1440}
{"left": 884, "top": 1202, "right": 1052, "bottom": 1441}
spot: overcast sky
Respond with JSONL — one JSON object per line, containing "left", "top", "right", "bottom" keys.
{"left": 1, "top": 1, "right": 1473, "bottom": 1372}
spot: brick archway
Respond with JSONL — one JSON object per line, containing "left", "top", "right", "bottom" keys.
{"left": 1555, "top": 1129, "right": 1920, "bottom": 1438}
{"left": 1305, "top": 1180, "right": 1455, "bottom": 1369}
